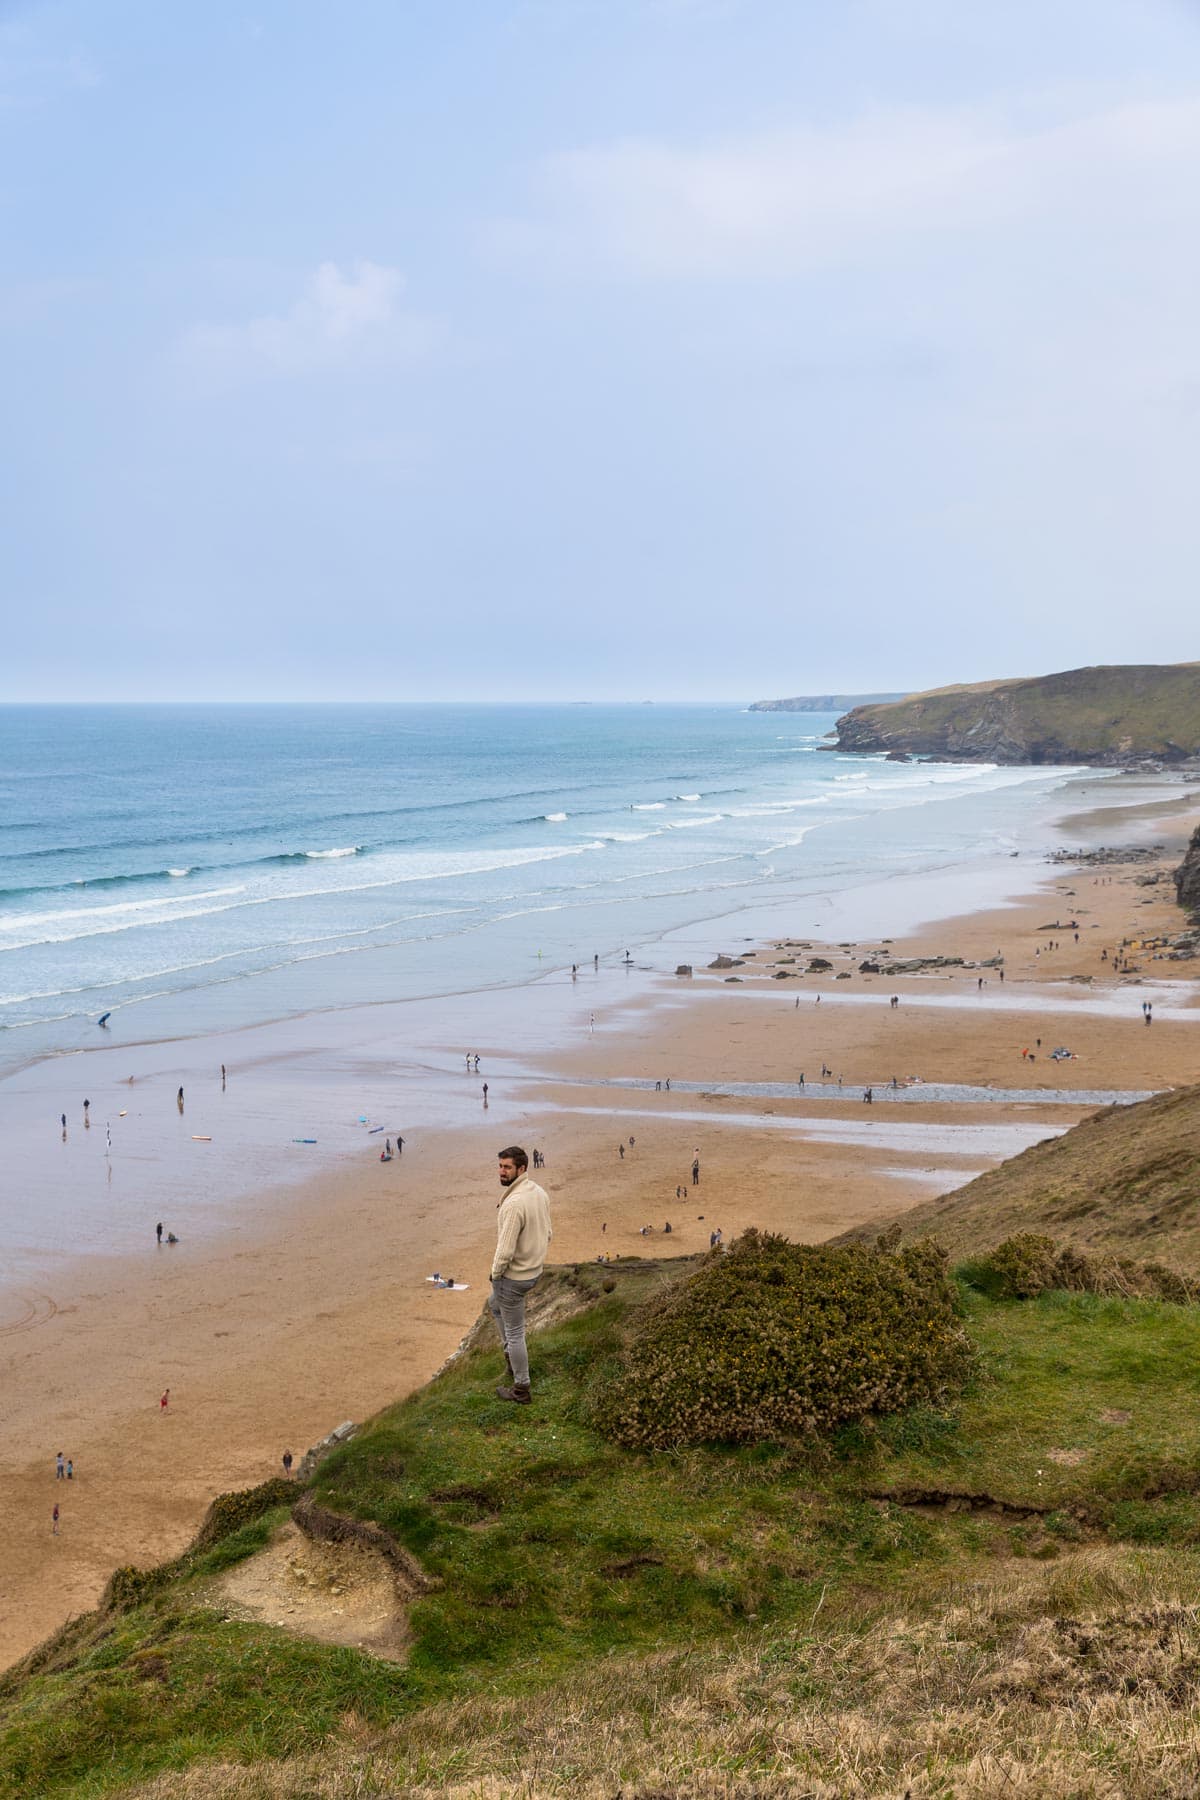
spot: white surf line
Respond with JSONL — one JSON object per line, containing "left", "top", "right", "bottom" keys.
{"left": 546, "top": 1103, "right": 1065, "bottom": 1159}
{"left": 878, "top": 1166, "right": 986, "bottom": 1189}
{"left": 685, "top": 984, "right": 1200, "bottom": 1021}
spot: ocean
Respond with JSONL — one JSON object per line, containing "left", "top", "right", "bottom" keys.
{"left": 0, "top": 702, "right": 1101, "bottom": 1080}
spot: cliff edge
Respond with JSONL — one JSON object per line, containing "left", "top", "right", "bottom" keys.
{"left": 1176, "top": 823, "right": 1200, "bottom": 914}
{"left": 833, "top": 662, "right": 1200, "bottom": 765}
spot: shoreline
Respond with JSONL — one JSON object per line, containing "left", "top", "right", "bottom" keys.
{"left": 2, "top": 775, "right": 1198, "bottom": 1670}
{"left": 2, "top": 768, "right": 1183, "bottom": 1284}
{"left": 0, "top": 762, "right": 1160, "bottom": 1092}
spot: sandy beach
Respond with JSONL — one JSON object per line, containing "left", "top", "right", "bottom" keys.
{"left": 2, "top": 785, "right": 1198, "bottom": 1671}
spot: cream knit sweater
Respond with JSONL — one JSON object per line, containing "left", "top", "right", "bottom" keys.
{"left": 491, "top": 1173, "right": 553, "bottom": 1281}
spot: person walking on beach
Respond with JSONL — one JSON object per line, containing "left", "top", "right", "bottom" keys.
{"left": 52, "top": 1503, "right": 59, "bottom": 1535}
{"left": 61, "top": 1112, "right": 66, "bottom": 1134}
{"left": 482, "top": 1082, "right": 489, "bottom": 1105}
{"left": 56, "top": 1452, "right": 64, "bottom": 1480}
{"left": 691, "top": 1156, "right": 700, "bottom": 1186}
{"left": 156, "top": 1221, "right": 163, "bottom": 1245}
{"left": 282, "top": 1450, "right": 293, "bottom": 1478}
{"left": 490, "top": 1145, "right": 552, "bottom": 1405}
{"left": 66, "top": 1459, "right": 73, "bottom": 1479}
{"left": 177, "top": 1087, "right": 184, "bottom": 1111}
{"left": 160, "top": 1388, "right": 170, "bottom": 1412}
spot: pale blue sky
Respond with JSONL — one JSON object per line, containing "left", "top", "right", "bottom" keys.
{"left": 3, "top": 0, "right": 1199, "bottom": 700}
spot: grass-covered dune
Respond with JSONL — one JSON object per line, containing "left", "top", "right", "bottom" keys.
{"left": 9, "top": 1239, "right": 1200, "bottom": 1798}
{"left": 839, "top": 1082, "right": 1200, "bottom": 1270}
{"left": 833, "top": 660, "right": 1200, "bottom": 764}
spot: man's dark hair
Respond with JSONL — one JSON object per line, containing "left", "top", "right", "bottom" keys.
{"left": 498, "top": 1145, "right": 528, "bottom": 1170}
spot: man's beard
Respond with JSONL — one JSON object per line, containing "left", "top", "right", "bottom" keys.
{"left": 500, "top": 1172, "right": 516, "bottom": 1186}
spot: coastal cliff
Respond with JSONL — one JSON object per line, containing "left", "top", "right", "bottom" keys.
{"left": 1177, "top": 823, "right": 1200, "bottom": 914}
{"left": 832, "top": 662, "right": 1200, "bottom": 765}
{"left": 749, "top": 691, "right": 906, "bottom": 713}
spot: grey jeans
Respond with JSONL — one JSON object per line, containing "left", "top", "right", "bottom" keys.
{"left": 489, "top": 1273, "right": 540, "bottom": 1387}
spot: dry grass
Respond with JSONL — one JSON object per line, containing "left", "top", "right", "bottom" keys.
{"left": 122, "top": 1546, "right": 1200, "bottom": 1800}
{"left": 842, "top": 1084, "right": 1200, "bottom": 1271}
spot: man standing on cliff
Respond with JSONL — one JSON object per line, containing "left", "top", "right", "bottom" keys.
{"left": 490, "top": 1145, "right": 552, "bottom": 1406}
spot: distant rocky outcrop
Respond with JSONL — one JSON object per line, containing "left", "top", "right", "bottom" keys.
{"left": 831, "top": 663, "right": 1200, "bottom": 766}
{"left": 1176, "top": 824, "right": 1200, "bottom": 915}
{"left": 749, "top": 692, "right": 907, "bottom": 713}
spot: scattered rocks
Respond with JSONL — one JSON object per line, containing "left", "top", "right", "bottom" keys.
{"left": 879, "top": 955, "right": 965, "bottom": 975}
{"left": 708, "top": 954, "right": 744, "bottom": 970}
{"left": 296, "top": 1421, "right": 357, "bottom": 1482}
{"left": 807, "top": 957, "right": 833, "bottom": 972}
{"left": 674, "top": 964, "right": 693, "bottom": 977}
{"left": 1048, "top": 844, "right": 1163, "bottom": 866}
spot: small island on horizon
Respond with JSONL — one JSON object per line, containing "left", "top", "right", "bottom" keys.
{"left": 748, "top": 691, "right": 908, "bottom": 713}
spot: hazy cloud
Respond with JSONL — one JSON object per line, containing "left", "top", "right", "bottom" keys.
{"left": 490, "top": 94, "right": 1200, "bottom": 278}
{"left": 181, "top": 260, "right": 439, "bottom": 377}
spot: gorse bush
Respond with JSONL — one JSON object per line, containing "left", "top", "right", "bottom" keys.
{"left": 968, "top": 1232, "right": 1060, "bottom": 1300}
{"left": 590, "top": 1230, "right": 972, "bottom": 1450}
{"left": 193, "top": 1477, "right": 297, "bottom": 1550}
{"left": 961, "top": 1234, "right": 1200, "bottom": 1304}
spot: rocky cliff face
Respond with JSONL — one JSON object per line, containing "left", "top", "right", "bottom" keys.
{"left": 833, "top": 663, "right": 1200, "bottom": 766}
{"left": 1176, "top": 825, "right": 1200, "bottom": 915}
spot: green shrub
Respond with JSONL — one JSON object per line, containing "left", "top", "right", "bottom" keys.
{"left": 977, "top": 1232, "right": 1061, "bottom": 1299}
{"left": 192, "top": 1477, "right": 296, "bottom": 1551}
{"left": 962, "top": 1236, "right": 1200, "bottom": 1305}
{"left": 590, "top": 1230, "right": 972, "bottom": 1451}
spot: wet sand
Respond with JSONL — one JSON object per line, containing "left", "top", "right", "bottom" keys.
{"left": 2, "top": 787, "right": 1198, "bottom": 1671}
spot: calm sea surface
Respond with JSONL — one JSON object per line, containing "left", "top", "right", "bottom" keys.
{"left": 0, "top": 704, "right": 1095, "bottom": 1076}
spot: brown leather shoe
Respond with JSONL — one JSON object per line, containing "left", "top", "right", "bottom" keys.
{"left": 495, "top": 1382, "right": 531, "bottom": 1405}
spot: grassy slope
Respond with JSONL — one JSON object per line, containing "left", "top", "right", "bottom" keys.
{"left": 840, "top": 661, "right": 1200, "bottom": 758}
{"left": 838, "top": 1083, "right": 1200, "bottom": 1269}
{"left": 9, "top": 1259, "right": 1200, "bottom": 1797}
